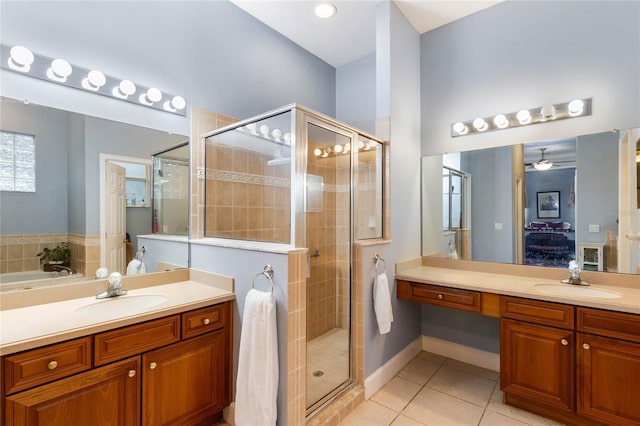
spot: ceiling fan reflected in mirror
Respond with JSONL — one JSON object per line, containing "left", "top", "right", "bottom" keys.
{"left": 526, "top": 147, "right": 575, "bottom": 171}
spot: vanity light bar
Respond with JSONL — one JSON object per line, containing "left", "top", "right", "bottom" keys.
{"left": 0, "top": 45, "right": 187, "bottom": 116}
{"left": 451, "top": 98, "right": 592, "bottom": 138}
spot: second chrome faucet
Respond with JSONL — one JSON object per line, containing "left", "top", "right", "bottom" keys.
{"left": 96, "top": 272, "right": 128, "bottom": 299}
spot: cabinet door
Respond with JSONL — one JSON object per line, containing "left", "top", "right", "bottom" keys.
{"left": 142, "top": 330, "right": 228, "bottom": 426}
{"left": 578, "top": 333, "right": 640, "bottom": 425}
{"left": 501, "top": 319, "right": 575, "bottom": 412}
{"left": 5, "top": 357, "right": 140, "bottom": 426}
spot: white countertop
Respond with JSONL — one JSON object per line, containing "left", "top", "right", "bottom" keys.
{"left": 0, "top": 280, "right": 234, "bottom": 356}
{"left": 396, "top": 266, "right": 640, "bottom": 314}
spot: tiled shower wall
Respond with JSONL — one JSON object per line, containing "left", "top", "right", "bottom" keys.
{"left": 204, "top": 143, "right": 291, "bottom": 243}
{"left": 0, "top": 233, "right": 99, "bottom": 276}
{"left": 306, "top": 142, "right": 350, "bottom": 341}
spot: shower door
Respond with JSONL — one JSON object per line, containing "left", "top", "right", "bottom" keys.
{"left": 305, "top": 120, "right": 352, "bottom": 413}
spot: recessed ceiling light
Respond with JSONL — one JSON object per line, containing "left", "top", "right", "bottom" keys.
{"left": 314, "top": 2, "right": 337, "bottom": 18}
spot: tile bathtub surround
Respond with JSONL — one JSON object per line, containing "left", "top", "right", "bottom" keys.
{"left": 340, "top": 352, "right": 563, "bottom": 426}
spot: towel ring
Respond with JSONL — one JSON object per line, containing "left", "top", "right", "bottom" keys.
{"left": 374, "top": 254, "right": 386, "bottom": 275}
{"left": 252, "top": 265, "right": 275, "bottom": 293}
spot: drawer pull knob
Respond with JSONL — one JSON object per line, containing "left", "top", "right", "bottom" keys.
{"left": 150, "top": 362, "right": 157, "bottom": 370}
{"left": 583, "top": 343, "right": 590, "bottom": 350}
{"left": 47, "top": 361, "right": 58, "bottom": 370}
{"left": 203, "top": 318, "right": 211, "bottom": 325}
{"left": 128, "top": 370, "right": 136, "bottom": 378}
{"left": 561, "top": 339, "right": 568, "bottom": 346}
{"left": 437, "top": 294, "right": 443, "bottom": 300}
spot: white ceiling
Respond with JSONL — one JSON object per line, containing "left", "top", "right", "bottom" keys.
{"left": 231, "top": 0, "right": 502, "bottom": 68}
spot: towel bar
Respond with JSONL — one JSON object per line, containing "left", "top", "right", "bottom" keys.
{"left": 252, "top": 265, "right": 275, "bottom": 293}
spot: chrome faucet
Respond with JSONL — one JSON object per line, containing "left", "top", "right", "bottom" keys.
{"left": 51, "top": 265, "right": 74, "bottom": 275}
{"left": 96, "top": 272, "right": 128, "bottom": 299}
{"left": 562, "top": 260, "right": 589, "bottom": 286}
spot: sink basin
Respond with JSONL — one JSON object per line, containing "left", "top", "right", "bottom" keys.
{"left": 534, "top": 284, "right": 621, "bottom": 299}
{"left": 74, "top": 294, "right": 168, "bottom": 316}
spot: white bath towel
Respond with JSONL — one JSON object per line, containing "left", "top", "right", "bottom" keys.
{"left": 235, "top": 289, "right": 279, "bottom": 426}
{"left": 373, "top": 271, "right": 394, "bottom": 334}
{"left": 126, "top": 259, "right": 146, "bottom": 275}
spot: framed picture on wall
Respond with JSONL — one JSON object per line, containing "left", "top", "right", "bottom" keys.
{"left": 537, "top": 191, "right": 560, "bottom": 219}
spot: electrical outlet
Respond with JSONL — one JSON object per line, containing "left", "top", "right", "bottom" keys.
{"left": 495, "top": 223, "right": 503, "bottom": 230}
{"left": 589, "top": 224, "right": 600, "bottom": 233}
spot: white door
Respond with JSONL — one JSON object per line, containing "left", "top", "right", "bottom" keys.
{"left": 105, "top": 161, "right": 126, "bottom": 274}
{"left": 618, "top": 129, "right": 639, "bottom": 274}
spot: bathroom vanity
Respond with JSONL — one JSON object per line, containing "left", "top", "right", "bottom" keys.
{"left": 0, "top": 270, "right": 234, "bottom": 426}
{"left": 397, "top": 263, "right": 640, "bottom": 426}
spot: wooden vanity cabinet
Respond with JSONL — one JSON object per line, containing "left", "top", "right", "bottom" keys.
{"left": 501, "top": 319, "right": 575, "bottom": 412}
{"left": 5, "top": 357, "right": 141, "bottom": 426}
{"left": 2, "top": 301, "right": 232, "bottom": 426}
{"left": 500, "top": 297, "right": 576, "bottom": 413}
{"left": 576, "top": 307, "right": 640, "bottom": 426}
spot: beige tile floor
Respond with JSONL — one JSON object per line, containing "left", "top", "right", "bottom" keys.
{"left": 338, "top": 352, "right": 565, "bottom": 426}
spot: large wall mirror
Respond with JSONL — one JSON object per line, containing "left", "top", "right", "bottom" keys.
{"left": 0, "top": 97, "right": 189, "bottom": 291}
{"left": 422, "top": 128, "right": 640, "bottom": 275}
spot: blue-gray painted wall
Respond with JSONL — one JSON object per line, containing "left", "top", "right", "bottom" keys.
{"left": 420, "top": 0, "right": 640, "bottom": 156}
{"left": 336, "top": 53, "right": 376, "bottom": 135}
{"left": 461, "top": 146, "right": 514, "bottom": 264}
{"left": 0, "top": 102, "right": 69, "bottom": 234}
{"left": 525, "top": 168, "right": 576, "bottom": 227}
{"left": 576, "top": 132, "right": 619, "bottom": 243}
{"left": 0, "top": 1, "right": 336, "bottom": 135}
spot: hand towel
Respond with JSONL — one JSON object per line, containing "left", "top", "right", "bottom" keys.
{"left": 235, "top": 289, "right": 279, "bottom": 426}
{"left": 126, "top": 259, "right": 146, "bottom": 275}
{"left": 373, "top": 271, "right": 393, "bottom": 334}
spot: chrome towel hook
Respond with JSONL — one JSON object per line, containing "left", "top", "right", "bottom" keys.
{"left": 374, "top": 253, "right": 386, "bottom": 275}
{"left": 252, "top": 264, "right": 275, "bottom": 293}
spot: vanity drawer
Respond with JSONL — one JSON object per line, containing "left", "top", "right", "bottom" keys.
{"left": 182, "top": 302, "right": 228, "bottom": 339}
{"left": 501, "top": 296, "right": 574, "bottom": 329}
{"left": 397, "top": 280, "right": 480, "bottom": 313}
{"left": 94, "top": 315, "right": 180, "bottom": 366}
{"left": 577, "top": 307, "right": 640, "bottom": 343}
{"left": 4, "top": 337, "right": 92, "bottom": 395}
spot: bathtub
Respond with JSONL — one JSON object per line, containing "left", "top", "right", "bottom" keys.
{"left": 0, "top": 270, "right": 86, "bottom": 292}
{"left": 1, "top": 270, "right": 54, "bottom": 283}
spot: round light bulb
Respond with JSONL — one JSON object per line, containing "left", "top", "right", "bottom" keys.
{"left": 50, "top": 59, "right": 73, "bottom": 80}
{"left": 87, "top": 70, "right": 106, "bottom": 87}
{"left": 314, "top": 2, "right": 337, "bottom": 18}
{"left": 9, "top": 46, "right": 34, "bottom": 72}
{"left": 334, "top": 144, "right": 343, "bottom": 153}
{"left": 171, "top": 95, "right": 186, "bottom": 110}
{"left": 271, "top": 128, "right": 282, "bottom": 141}
{"left": 344, "top": 142, "right": 350, "bottom": 152}
{"left": 493, "top": 114, "right": 509, "bottom": 129}
{"left": 540, "top": 104, "right": 556, "bottom": 120}
{"left": 313, "top": 148, "right": 322, "bottom": 157}
{"left": 283, "top": 132, "right": 291, "bottom": 145}
{"left": 517, "top": 109, "right": 531, "bottom": 125}
{"left": 119, "top": 80, "right": 136, "bottom": 95}
{"left": 568, "top": 99, "right": 584, "bottom": 116}
{"left": 473, "top": 118, "right": 488, "bottom": 131}
{"left": 452, "top": 122, "right": 467, "bottom": 135}
{"left": 147, "top": 88, "right": 162, "bottom": 102}
{"left": 259, "top": 124, "right": 270, "bottom": 137}
{"left": 357, "top": 140, "right": 366, "bottom": 150}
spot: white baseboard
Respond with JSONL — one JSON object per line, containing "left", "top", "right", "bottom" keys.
{"left": 364, "top": 337, "right": 422, "bottom": 399}
{"left": 421, "top": 335, "right": 500, "bottom": 372}
{"left": 223, "top": 403, "right": 235, "bottom": 426}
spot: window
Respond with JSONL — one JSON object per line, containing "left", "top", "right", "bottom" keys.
{"left": 0, "top": 131, "right": 36, "bottom": 192}
{"left": 112, "top": 161, "right": 150, "bottom": 207}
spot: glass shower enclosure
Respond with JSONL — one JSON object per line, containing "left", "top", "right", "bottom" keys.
{"left": 202, "top": 105, "right": 383, "bottom": 416}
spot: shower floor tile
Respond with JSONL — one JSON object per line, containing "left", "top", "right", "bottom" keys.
{"left": 306, "top": 327, "right": 350, "bottom": 408}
